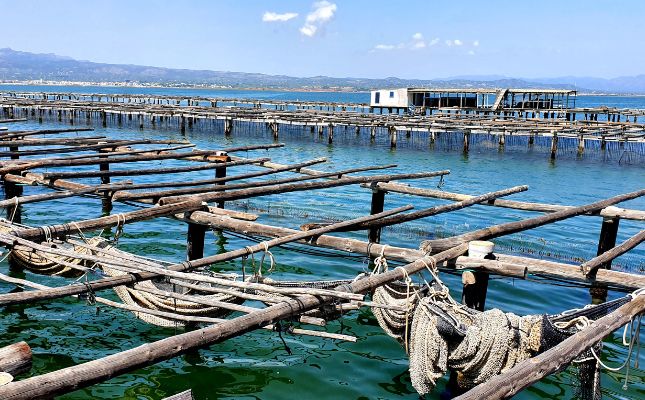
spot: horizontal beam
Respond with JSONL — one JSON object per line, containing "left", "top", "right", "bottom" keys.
{"left": 366, "top": 182, "right": 645, "bottom": 221}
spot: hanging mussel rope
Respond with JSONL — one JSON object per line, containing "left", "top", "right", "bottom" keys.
{"left": 0, "top": 220, "right": 90, "bottom": 277}
{"left": 369, "top": 251, "right": 641, "bottom": 396}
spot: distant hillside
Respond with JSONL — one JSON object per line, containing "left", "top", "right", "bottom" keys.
{"left": 2, "top": 47, "right": 643, "bottom": 93}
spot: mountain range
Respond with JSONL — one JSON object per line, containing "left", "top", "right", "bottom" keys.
{"left": 1, "top": 48, "right": 644, "bottom": 94}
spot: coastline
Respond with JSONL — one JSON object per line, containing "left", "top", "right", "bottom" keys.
{"left": 3, "top": 81, "right": 645, "bottom": 97}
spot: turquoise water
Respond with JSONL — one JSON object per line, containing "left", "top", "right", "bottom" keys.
{"left": 0, "top": 87, "right": 643, "bottom": 399}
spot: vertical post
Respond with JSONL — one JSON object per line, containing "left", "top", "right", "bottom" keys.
{"left": 214, "top": 152, "right": 230, "bottom": 209}
{"left": 328, "top": 124, "right": 334, "bottom": 144}
{"left": 462, "top": 241, "right": 493, "bottom": 311}
{"left": 98, "top": 146, "right": 112, "bottom": 214}
{"left": 577, "top": 134, "right": 585, "bottom": 156}
{"left": 550, "top": 131, "right": 558, "bottom": 160}
{"left": 368, "top": 188, "right": 385, "bottom": 243}
{"left": 186, "top": 222, "right": 207, "bottom": 261}
{"left": 4, "top": 179, "right": 23, "bottom": 224}
{"left": 463, "top": 131, "right": 470, "bottom": 154}
{"left": 389, "top": 126, "right": 397, "bottom": 148}
{"left": 589, "top": 217, "right": 620, "bottom": 303}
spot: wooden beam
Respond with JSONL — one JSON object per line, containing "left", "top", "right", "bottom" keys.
{"left": 423, "top": 189, "right": 645, "bottom": 253}
{"left": 583, "top": 230, "right": 645, "bottom": 277}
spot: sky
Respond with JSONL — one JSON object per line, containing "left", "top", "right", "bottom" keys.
{"left": 0, "top": 0, "right": 643, "bottom": 80}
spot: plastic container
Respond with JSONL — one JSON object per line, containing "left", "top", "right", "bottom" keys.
{"left": 468, "top": 241, "right": 495, "bottom": 259}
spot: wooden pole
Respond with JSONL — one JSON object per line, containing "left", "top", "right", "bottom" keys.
{"left": 368, "top": 188, "right": 386, "bottom": 243}
{"left": 589, "top": 216, "right": 621, "bottom": 302}
{"left": 584, "top": 229, "right": 644, "bottom": 277}
{"left": 423, "top": 189, "right": 645, "bottom": 253}
{"left": 186, "top": 223, "right": 207, "bottom": 261}
{"left": 0, "top": 205, "right": 412, "bottom": 306}
{"left": 0, "top": 342, "right": 32, "bottom": 377}
{"left": 453, "top": 295, "right": 645, "bottom": 400}
{"left": 0, "top": 245, "right": 467, "bottom": 400}
{"left": 159, "top": 171, "right": 450, "bottom": 205}
{"left": 112, "top": 164, "right": 399, "bottom": 202}
{"left": 40, "top": 158, "right": 269, "bottom": 180}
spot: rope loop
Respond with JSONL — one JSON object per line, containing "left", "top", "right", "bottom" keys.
{"left": 259, "top": 242, "right": 275, "bottom": 276}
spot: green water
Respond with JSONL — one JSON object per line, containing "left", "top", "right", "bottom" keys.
{"left": 0, "top": 94, "right": 644, "bottom": 399}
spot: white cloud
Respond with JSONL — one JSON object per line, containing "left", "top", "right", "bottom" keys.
{"left": 262, "top": 12, "right": 299, "bottom": 22}
{"left": 473, "top": 40, "right": 480, "bottom": 47}
{"left": 453, "top": 39, "right": 463, "bottom": 46}
{"left": 374, "top": 44, "right": 396, "bottom": 50}
{"left": 468, "top": 50, "right": 476, "bottom": 55}
{"left": 300, "top": 1, "right": 337, "bottom": 37}
{"left": 372, "top": 32, "right": 427, "bottom": 51}
{"left": 445, "top": 39, "right": 453, "bottom": 47}
{"left": 429, "top": 38, "right": 440, "bottom": 46}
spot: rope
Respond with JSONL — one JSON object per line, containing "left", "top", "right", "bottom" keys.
{"left": 259, "top": 242, "right": 275, "bottom": 276}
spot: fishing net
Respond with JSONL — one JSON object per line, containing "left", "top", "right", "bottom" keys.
{"left": 368, "top": 252, "right": 638, "bottom": 397}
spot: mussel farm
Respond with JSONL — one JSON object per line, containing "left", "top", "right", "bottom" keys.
{"left": 0, "top": 99, "right": 643, "bottom": 400}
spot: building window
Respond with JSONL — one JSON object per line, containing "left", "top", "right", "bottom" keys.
{"left": 389, "top": 91, "right": 394, "bottom": 98}
{"left": 375, "top": 92, "right": 380, "bottom": 104}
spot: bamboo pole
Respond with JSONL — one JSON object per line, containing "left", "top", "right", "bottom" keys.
{"left": 453, "top": 294, "right": 645, "bottom": 400}
{"left": 422, "top": 189, "right": 645, "bottom": 253}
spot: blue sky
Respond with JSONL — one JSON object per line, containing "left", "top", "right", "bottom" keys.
{"left": 1, "top": 0, "right": 643, "bottom": 79}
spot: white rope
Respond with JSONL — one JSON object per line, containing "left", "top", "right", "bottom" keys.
{"left": 8, "top": 197, "right": 19, "bottom": 223}
{"left": 259, "top": 242, "right": 275, "bottom": 275}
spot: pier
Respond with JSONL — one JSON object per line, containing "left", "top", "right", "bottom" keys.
{"left": 0, "top": 120, "right": 642, "bottom": 399}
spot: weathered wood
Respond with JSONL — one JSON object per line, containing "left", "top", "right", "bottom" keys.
{"left": 0, "top": 128, "right": 93, "bottom": 140}
{"left": 0, "top": 245, "right": 467, "bottom": 399}
{"left": 0, "top": 205, "right": 412, "bottom": 306}
{"left": 366, "top": 182, "right": 645, "bottom": 221}
{"left": 159, "top": 170, "right": 450, "bottom": 205}
{"left": 196, "top": 216, "right": 645, "bottom": 290}
{"left": 583, "top": 229, "right": 645, "bottom": 276}
{"left": 423, "top": 189, "right": 645, "bottom": 253}
{"left": 593, "top": 217, "right": 621, "bottom": 273}
{"left": 0, "top": 188, "right": 98, "bottom": 208}
{"left": 8, "top": 199, "right": 207, "bottom": 242}
{"left": 112, "top": 164, "right": 401, "bottom": 201}
{"left": 186, "top": 223, "right": 206, "bottom": 261}
{"left": 453, "top": 294, "right": 645, "bottom": 400}
{"left": 0, "top": 136, "right": 107, "bottom": 147}
{"left": 312, "top": 186, "right": 528, "bottom": 233}
{"left": 41, "top": 158, "right": 270, "bottom": 180}
{"left": 0, "top": 149, "right": 252, "bottom": 176}
{"left": 368, "top": 188, "right": 386, "bottom": 243}
{"left": 0, "top": 342, "right": 32, "bottom": 377}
